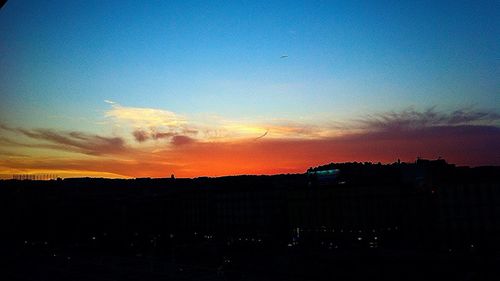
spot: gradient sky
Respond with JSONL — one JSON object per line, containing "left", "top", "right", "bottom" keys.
{"left": 1, "top": 1, "right": 499, "bottom": 178}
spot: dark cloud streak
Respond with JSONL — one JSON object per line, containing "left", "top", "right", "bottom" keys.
{"left": 359, "top": 107, "right": 500, "bottom": 131}
{"left": 171, "top": 135, "right": 195, "bottom": 146}
{"left": 132, "top": 127, "right": 197, "bottom": 142}
{"left": 0, "top": 123, "right": 127, "bottom": 155}
{"left": 132, "top": 129, "right": 150, "bottom": 142}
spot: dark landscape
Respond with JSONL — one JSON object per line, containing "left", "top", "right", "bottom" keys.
{"left": 1, "top": 159, "right": 499, "bottom": 280}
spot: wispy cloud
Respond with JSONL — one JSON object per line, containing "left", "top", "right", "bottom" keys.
{"left": 132, "top": 129, "right": 150, "bottom": 142}
{"left": 151, "top": 130, "right": 178, "bottom": 140}
{"left": 0, "top": 124, "right": 128, "bottom": 156}
{"left": 219, "top": 121, "right": 327, "bottom": 139}
{"left": 105, "top": 101, "right": 203, "bottom": 143}
{"left": 104, "top": 101, "right": 337, "bottom": 142}
{"left": 358, "top": 107, "right": 500, "bottom": 131}
{"left": 171, "top": 135, "right": 195, "bottom": 146}
{"left": 131, "top": 128, "right": 196, "bottom": 143}
{"left": 108, "top": 103, "right": 500, "bottom": 146}
{"left": 105, "top": 102, "right": 186, "bottom": 128}
{"left": 2, "top": 106, "right": 499, "bottom": 178}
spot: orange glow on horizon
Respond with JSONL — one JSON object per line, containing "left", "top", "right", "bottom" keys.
{"left": 1, "top": 118, "right": 499, "bottom": 179}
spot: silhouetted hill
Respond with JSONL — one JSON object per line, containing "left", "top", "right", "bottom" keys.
{"left": 1, "top": 159, "right": 499, "bottom": 280}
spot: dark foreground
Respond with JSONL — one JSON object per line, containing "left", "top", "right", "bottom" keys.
{"left": 2, "top": 249, "right": 499, "bottom": 281}
{"left": 1, "top": 159, "right": 499, "bottom": 280}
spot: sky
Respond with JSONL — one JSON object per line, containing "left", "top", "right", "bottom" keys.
{"left": 0, "top": 0, "right": 499, "bottom": 178}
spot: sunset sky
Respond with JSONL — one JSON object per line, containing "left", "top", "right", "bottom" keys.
{"left": 1, "top": 1, "right": 499, "bottom": 178}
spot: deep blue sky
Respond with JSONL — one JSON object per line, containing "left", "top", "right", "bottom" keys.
{"left": 1, "top": 1, "right": 498, "bottom": 129}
